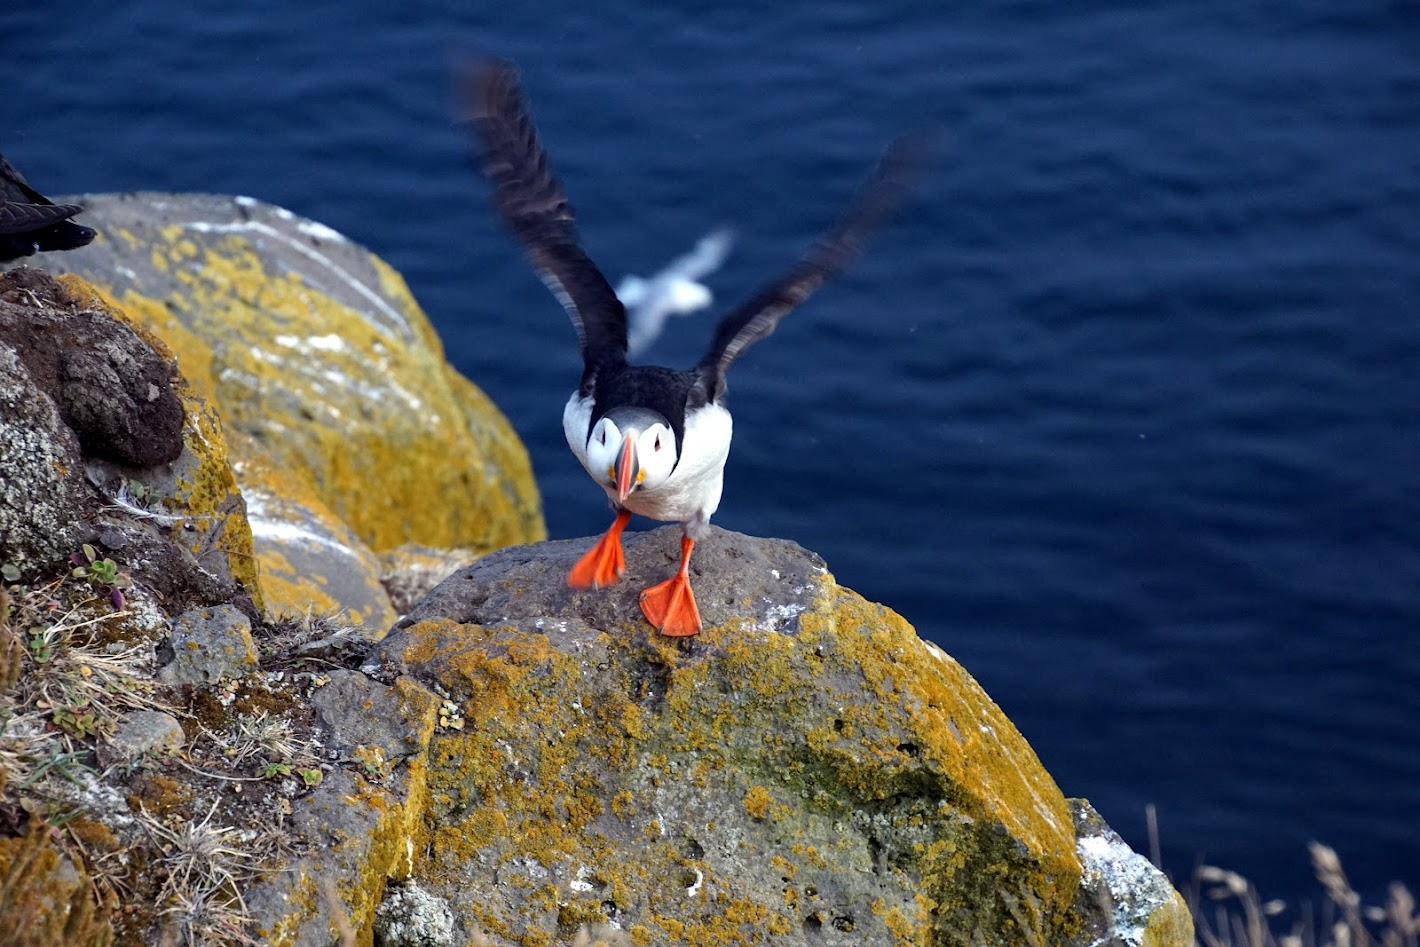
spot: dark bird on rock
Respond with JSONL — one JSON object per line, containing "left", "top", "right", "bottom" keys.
{"left": 465, "top": 60, "right": 923, "bottom": 637}
{"left": 0, "top": 153, "right": 96, "bottom": 262}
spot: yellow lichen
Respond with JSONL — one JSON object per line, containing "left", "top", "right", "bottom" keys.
{"left": 60, "top": 228, "right": 544, "bottom": 557}
{"left": 1141, "top": 887, "right": 1195, "bottom": 947}
{"left": 741, "top": 785, "right": 774, "bottom": 822}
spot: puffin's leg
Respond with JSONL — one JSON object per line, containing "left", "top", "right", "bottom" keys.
{"left": 568, "top": 510, "right": 631, "bottom": 589}
{"left": 639, "top": 533, "right": 702, "bottom": 637}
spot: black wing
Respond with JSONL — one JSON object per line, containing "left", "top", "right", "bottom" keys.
{"left": 0, "top": 153, "right": 95, "bottom": 259}
{"left": 0, "top": 153, "right": 86, "bottom": 233}
{"left": 462, "top": 61, "right": 627, "bottom": 386}
{"left": 692, "top": 135, "right": 930, "bottom": 404}
{"left": 0, "top": 199, "right": 85, "bottom": 235}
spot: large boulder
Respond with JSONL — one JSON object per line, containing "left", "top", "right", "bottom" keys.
{"left": 32, "top": 192, "right": 545, "bottom": 626}
{"left": 248, "top": 526, "right": 1190, "bottom": 947}
{"left": 0, "top": 267, "right": 258, "bottom": 607}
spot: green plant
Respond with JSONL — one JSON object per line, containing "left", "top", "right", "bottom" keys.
{"left": 69, "top": 544, "right": 132, "bottom": 608}
{"left": 52, "top": 704, "right": 103, "bottom": 739}
{"left": 299, "top": 768, "right": 323, "bottom": 788}
{"left": 259, "top": 762, "right": 292, "bottom": 779}
{"left": 28, "top": 628, "right": 54, "bottom": 664}
{"left": 16, "top": 741, "right": 93, "bottom": 790}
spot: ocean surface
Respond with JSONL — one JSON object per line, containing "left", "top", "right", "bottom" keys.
{"left": 6, "top": 0, "right": 1417, "bottom": 916}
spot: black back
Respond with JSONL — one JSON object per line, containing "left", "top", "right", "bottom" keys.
{"left": 590, "top": 365, "right": 698, "bottom": 459}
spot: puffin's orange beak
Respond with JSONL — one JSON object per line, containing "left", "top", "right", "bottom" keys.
{"left": 615, "top": 437, "right": 639, "bottom": 503}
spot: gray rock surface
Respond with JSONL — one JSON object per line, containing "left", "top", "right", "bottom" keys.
{"left": 0, "top": 336, "right": 89, "bottom": 575}
{"left": 0, "top": 264, "right": 183, "bottom": 467}
{"left": 355, "top": 526, "right": 1192, "bottom": 947}
{"left": 160, "top": 603, "right": 259, "bottom": 684}
{"left": 374, "top": 882, "right": 458, "bottom": 947}
{"left": 99, "top": 709, "right": 186, "bottom": 766}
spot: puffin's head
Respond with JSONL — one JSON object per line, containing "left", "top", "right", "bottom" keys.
{"left": 586, "top": 408, "right": 677, "bottom": 502}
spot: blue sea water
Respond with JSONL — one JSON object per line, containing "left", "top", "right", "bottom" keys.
{"left": 5, "top": 0, "right": 1418, "bottom": 915}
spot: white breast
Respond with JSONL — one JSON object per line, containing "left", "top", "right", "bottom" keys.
{"left": 563, "top": 391, "right": 733, "bottom": 526}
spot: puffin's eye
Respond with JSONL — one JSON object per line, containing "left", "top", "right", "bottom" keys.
{"left": 653, "top": 435, "right": 662, "bottom": 452}
{"left": 598, "top": 428, "right": 606, "bottom": 445}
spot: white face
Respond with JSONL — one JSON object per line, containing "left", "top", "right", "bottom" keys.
{"left": 585, "top": 416, "right": 678, "bottom": 500}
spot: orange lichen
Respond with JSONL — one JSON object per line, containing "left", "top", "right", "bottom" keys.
{"left": 58, "top": 225, "right": 545, "bottom": 558}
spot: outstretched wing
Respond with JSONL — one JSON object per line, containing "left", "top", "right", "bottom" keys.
{"left": 0, "top": 199, "right": 85, "bottom": 235}
{"left": 693, "top": 136, "right": 930, "bottom": 403}
{"left": 462, "top": 61, "right": 627, "bottom": 380}
{"left": 0, "top": 153, "right": 86, "bottom": 235}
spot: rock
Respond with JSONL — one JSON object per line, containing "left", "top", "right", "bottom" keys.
{"left": 380, "top": 527, "right": 1077, "bottom": 944}
{"left": 374, "top": 882, "right": 458, "bottom": 947}
{"left": 249, "top": 525, "right": 1185, "bottom": 947}
{"left": 0, "top": 268, "right": 257, "bottom": 607}
{"left": 234, "top": 434, "right": 399, "bottom": 630}
{"left": 35, "top": 192, "right": 545, "bottom": 557}
{"left": 1071, "top": 800, "right": 1194, "bottom": 947}
{"left": 0, "top": 331, "right": 89, "bottom": 576}
{"left": 0, "top": 265, "right": 183, "bottom": 467}
{"left": 160, "top": 603, "right": 259, "bottom": 684}
{"left": 379, "top": 544, "right": 479, "bottom": 620}
{"left": 245, "top": 683, "right": 441, "bottom": 946}
{"left": 309, "top": 669, "right": 428, "bottom": 762}
{"left": 99, "top": 709, "right": 186, "bottom": 767}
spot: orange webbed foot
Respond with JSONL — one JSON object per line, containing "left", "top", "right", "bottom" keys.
{"left": 568, "top": 511, "right": 630, "bottom": 589}
{"left": 639, "top": 573, "right": 702, "bottom": 637}
{"left": 639, "top": 534, "right": 702, "bottom": 637}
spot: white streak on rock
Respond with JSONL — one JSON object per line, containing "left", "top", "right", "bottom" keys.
{"left": 183, "top": 218, "right": 412, "bottom": 338}
{"left": 1077, "top": 832, "right": 1176, "bottom": 947}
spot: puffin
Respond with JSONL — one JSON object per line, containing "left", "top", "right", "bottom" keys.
{"left": 0, "top": 152, "right": 96, "bottom": 262}
{"left": 468, "top": 61, "right": 920, "bottom": 637}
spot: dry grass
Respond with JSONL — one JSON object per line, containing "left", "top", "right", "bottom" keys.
{"left": 140, "top": 800, "right": 269, "bottom": 946}
{"left": 0, "top": 568, "right": 342, "bottom": 945}
{"left": 1145, "top": 806, "right": 1419, "bottom": 947}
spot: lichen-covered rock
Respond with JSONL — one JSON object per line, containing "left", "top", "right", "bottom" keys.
{"left": 374, "top": 882, "right": 458, "bottom": 947}
{"left": 384, "top": 528, "right": 1075, "bottom": 944}
{"left": 36, "top": 192, "right": 545, "bottom": 555}
{"left": 233, "top": 432, "right": 399, "bottom": 630}
{"left": 1071, "top": 800, "right": 1193, "bottom": 947}
{"left": 160, "top": 603, "right": 260, "bottom": 684}
{"left": 245, "top": 672, "right": 440, "bottom": 946}
{"left": 0, "top": 337, "right": 89, "bottom": 575}
{"left": 274, "top": 526, "right": 1185, "bottom": 947}
{"left": 0, "top": 268, "right": 258, "bottom": 610}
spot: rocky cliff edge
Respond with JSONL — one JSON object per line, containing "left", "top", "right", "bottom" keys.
{"left": 0, "top": 198, "right": 1190, "bottom": 946}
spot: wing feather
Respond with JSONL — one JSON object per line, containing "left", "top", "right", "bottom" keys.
{"left": 462, "top": 61, "right": 627, "bottom": 378}
{"left": 694, "top": 136, "right": 930, "bottom": 402}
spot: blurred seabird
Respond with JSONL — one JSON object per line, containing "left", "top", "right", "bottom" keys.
{"left": 615, "top": 227, "right": 734, "bottom": 357}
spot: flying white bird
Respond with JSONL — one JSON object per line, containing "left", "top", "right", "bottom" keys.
{"left": 615, "top": 227, "right": 734, "bottom": 357}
